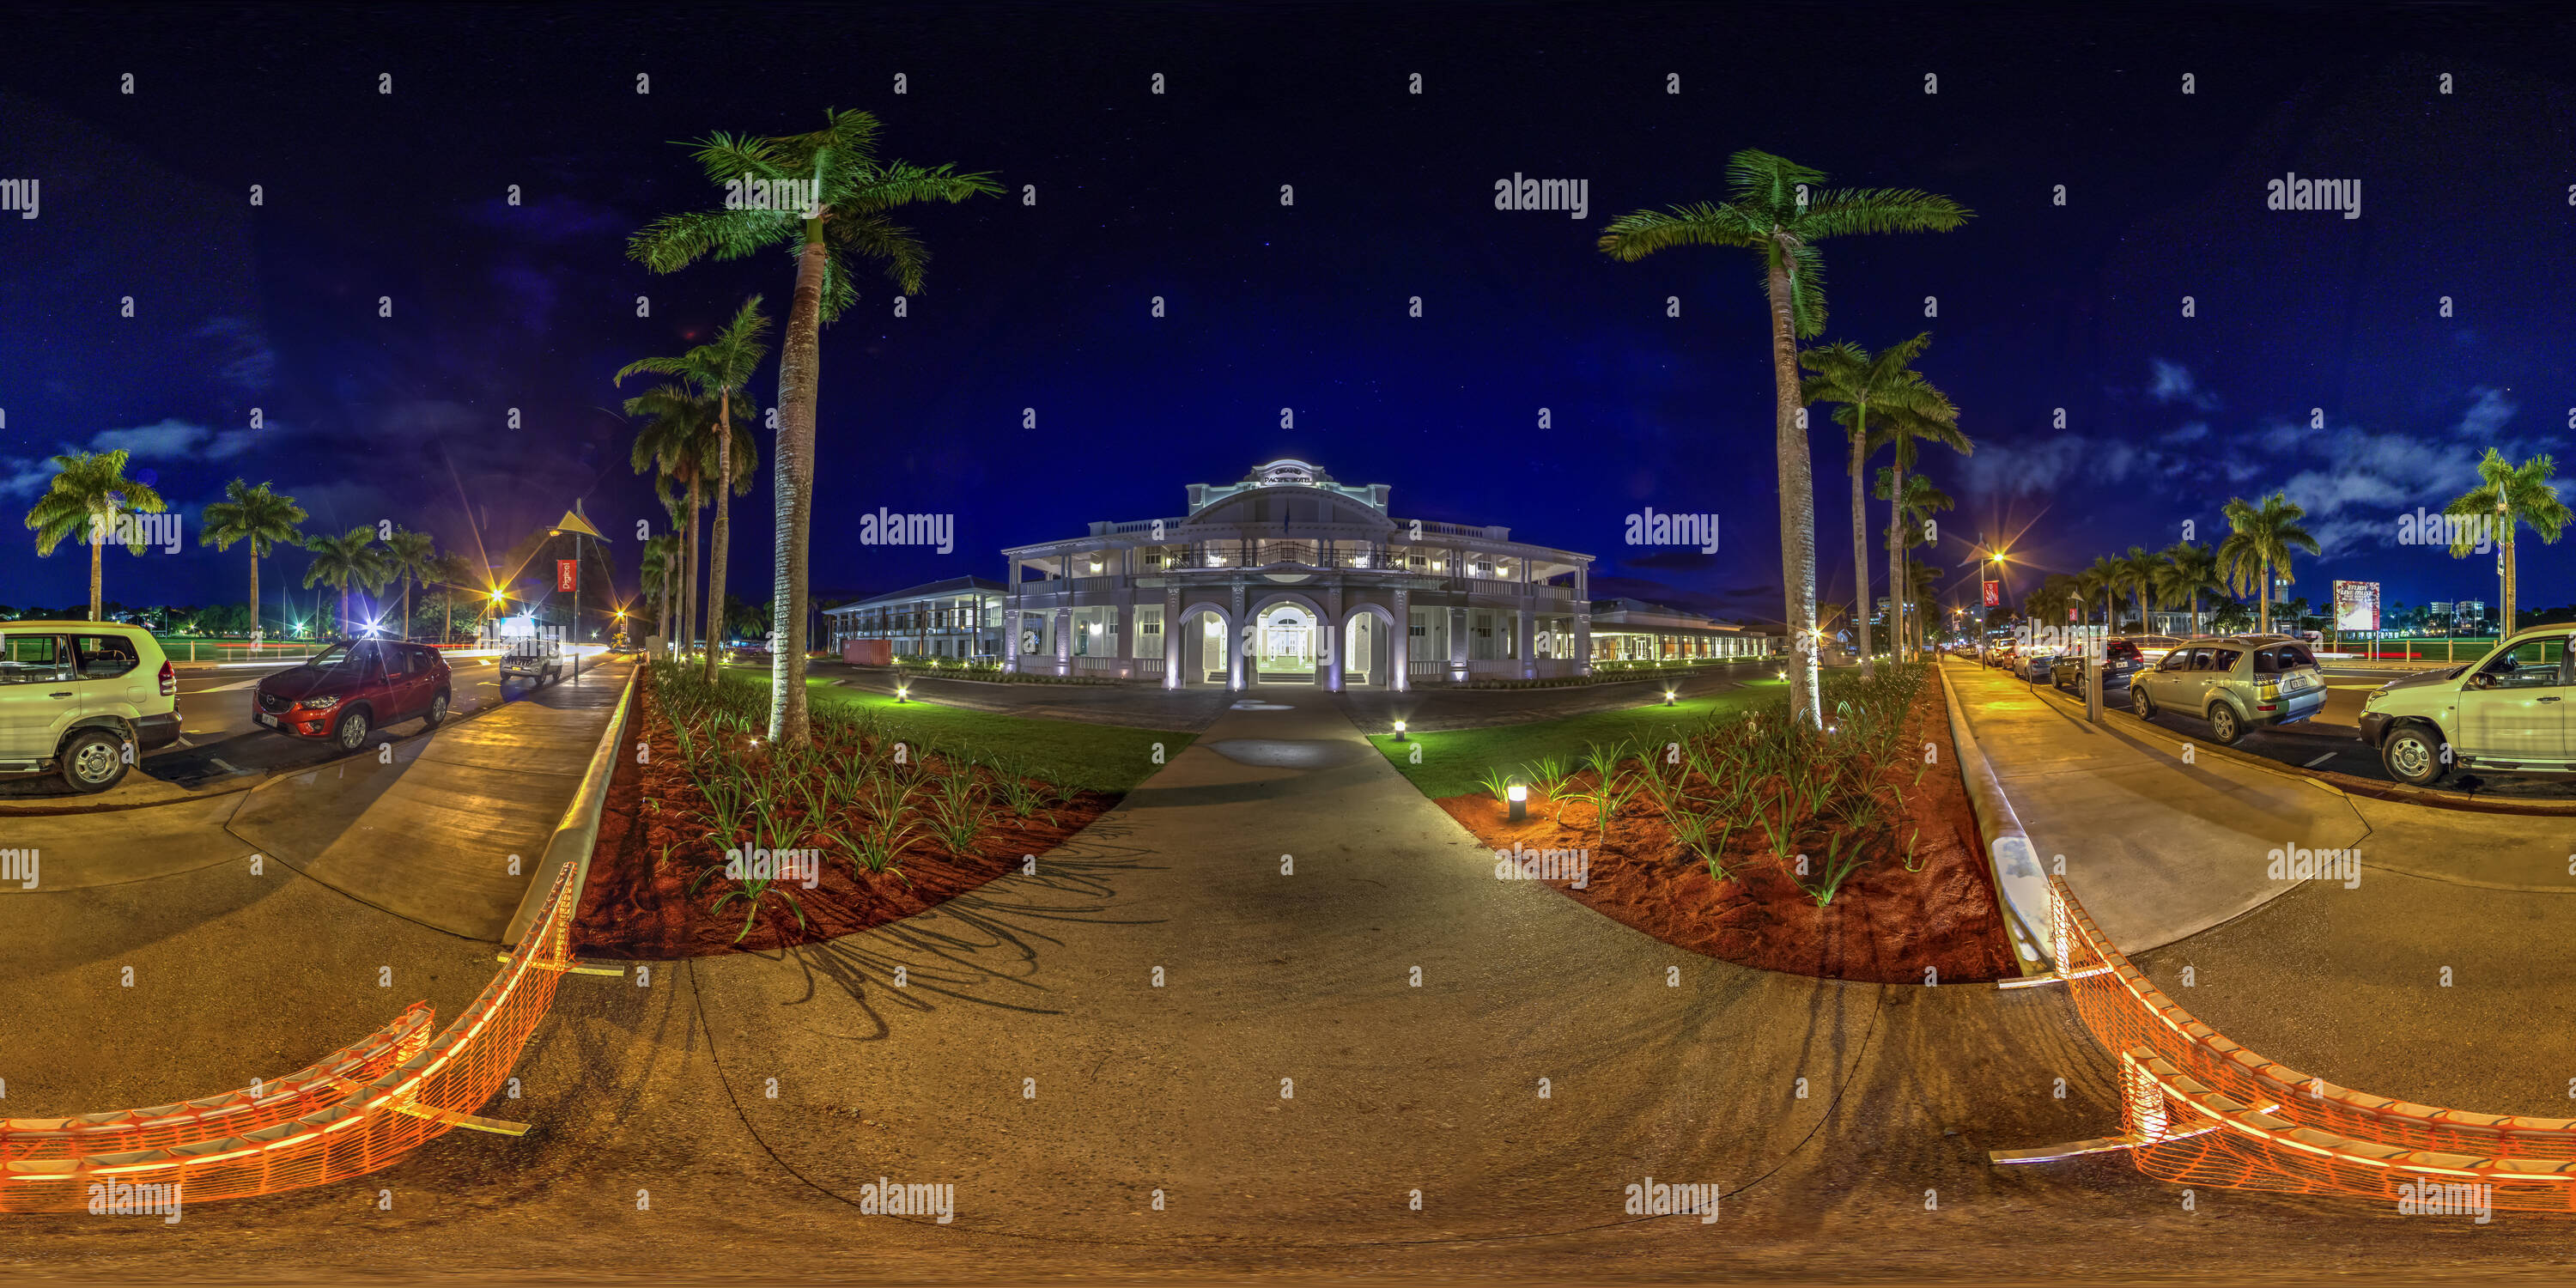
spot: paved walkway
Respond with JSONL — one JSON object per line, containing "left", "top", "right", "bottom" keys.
{"left": 20, "top": 665, "right": 2576, "bottom": 1279}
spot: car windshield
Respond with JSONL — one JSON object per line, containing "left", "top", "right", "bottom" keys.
{"left": 306, "top": 641, "right": 382, "bottom": 672}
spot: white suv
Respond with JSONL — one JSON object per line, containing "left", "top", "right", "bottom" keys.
{"left": 0, "top": 623, "right": 180, "bottom": 792}
{"left": 2360, "top": 627, "right": 2571, "bottom": 786}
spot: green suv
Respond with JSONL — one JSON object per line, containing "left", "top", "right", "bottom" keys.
{"left": 0, "top": 623, "right": 181, "bottom": 792}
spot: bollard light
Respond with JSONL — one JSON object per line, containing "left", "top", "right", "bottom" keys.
{"left": 896, "top": 683, "right": 911, "bottom": 703}
{"left": 1506, "top": 781, "right": 1528, "bottom": 823}
{"left": 1663, "top": 689, "right": 1677, "bottom": 707}
{"left": 1393, "top": 719, "right": 1408, "bottom": 742}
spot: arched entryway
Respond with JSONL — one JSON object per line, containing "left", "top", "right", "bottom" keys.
{"left": 1253, "top": 603, "right": 1318, "bottom": 683}
{"left": 1340, "top": 604, "right": 1400, "bottom": 690}
{"left": 1169, "top": 605, "right": 1236, "bottom": 689}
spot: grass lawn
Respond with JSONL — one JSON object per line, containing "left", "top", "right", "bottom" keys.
{"left": 1366, "top": 679, "right": 1782, "bottom": 799}
{"left": 798, "top": 677, "right": 1188, "bottom": 793}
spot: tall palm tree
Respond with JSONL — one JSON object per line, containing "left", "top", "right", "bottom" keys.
{"left": 640, "top": 532, "right": 682, "bottom": 653}
{"left": 382, "top": 527, "right": 440, "bottom": 642}
{"left": 1874, "top": 463, "right": 1952, "bottom": 647}
{"left": 2152, "top": 542, "right": 2223, "bottom": 634}
{"left": 625, "top": 382, "right": 719, "bottom": 660}
{"left": 2078, "top": 556, "right": 2123, "bottom": 630}
{"left": 617, "top": 296, "right": 774, "bottom": 684}
{"left": 21, "top": 450, "right": 169, "bottom": 621}
{"left": 2034, "top": 573, "right": 2085, "bottom": 630}
{"left": 629, "top": 108, "right": 1000, "bottom": 748}
{"left": 2441, "top": 448, "right": 2571, "bottom": 634}
{"left": 1869, "top": 396, "right": 1969, "bottom": 660}
{"left": 301, "top": 527, "right": 391, "bottom": 639}
{"left": 1600, "top": 151, "right": 1970, "bottom": 726}
{"left": 1800, "top": 332, "right": 1942, "bottom": 675}
{"left": 197, "top": 478, "right": 306, "bottom": 639}
{"left": 2217, "top": 492, "right": 2320, "bottom": 635}
{"left": 2115, "top": 545, "right": 2160, "bottom": 632}
{"left": 429, "top": 551, "right": 478, "bottom": 644}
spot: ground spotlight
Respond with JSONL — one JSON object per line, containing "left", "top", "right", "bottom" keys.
{"left": 1393, "top": 719, "right": 1408, "bottom": 742}
{"left": 1506, "top": 781, "right": 1527, "bottom": 823}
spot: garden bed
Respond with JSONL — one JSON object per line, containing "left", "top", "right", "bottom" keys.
{"left": 574, "top": 662, "right": 1117, "bottom": 957}
{"left": 1430, "top": 665, "right": 2012, "bottom": 983}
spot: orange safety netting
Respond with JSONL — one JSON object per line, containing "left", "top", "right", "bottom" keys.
{"left": 0, "top": 864, "right": 581, "bottom": 1212}
{"left": 2051, "top": 876, "right": 2576, "bottom": 1212}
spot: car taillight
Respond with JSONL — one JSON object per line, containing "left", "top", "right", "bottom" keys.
{"left": 159, "top": 661, "right": 175, "bottom": 696}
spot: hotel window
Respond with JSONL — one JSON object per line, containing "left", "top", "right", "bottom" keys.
{"left": 1133, "top": 605, "right": 1163, "bottom": 659}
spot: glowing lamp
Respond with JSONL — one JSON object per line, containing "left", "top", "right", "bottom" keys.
{"left": 1506, "top": 781, "right": 1528, "bottom": 822}
{"left": 895, "top": 683, "right": 911, "bottom": 703}
{"left": 1664, "top": 689, "right": 1677, "bottom": 707}
{"left": 1393, "top": 719, "right": 1408, "bottom": 742}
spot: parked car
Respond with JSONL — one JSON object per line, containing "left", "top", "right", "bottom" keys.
{"left": 2012, "top": 647, "right": 2058, "bottom": 683}
{"left": 2124, "top": 634, "right": 2184, "bottom": 663}
{"left": 253, "top": 639, "right": 453, "bottom": 751}
{"left": 0, "top": 622, "right": 179, "bottom": 793}
{"left": 2128, "top": 635, "right": 2328, "bottom": 744}
{"left": 1984, "top": 639, "right": 2018, "bottom": 668}
{"left": 2050, "top": 637, "right": 2150, "bottom": 693}
{"left": 499, "top": 638, "right": 564, "bottom": 684}
{"left": 2360, "top": 626, "right": 2572, "bottom": 786}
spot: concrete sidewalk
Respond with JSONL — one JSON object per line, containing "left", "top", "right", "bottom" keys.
{"left": 1942, "top": 659, "right": 2364, "bottom": 951}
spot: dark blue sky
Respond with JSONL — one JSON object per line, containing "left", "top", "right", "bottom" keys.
{"left": 5, "top": 2, "right": 2573, "bottom": 627}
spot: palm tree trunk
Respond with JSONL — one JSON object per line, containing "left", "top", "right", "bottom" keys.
{"left": 88, "top": 535, "right": 103, "bottom": 621}
{"left": 248, "top": 551, "right": 261, "bottom": 642}
{"left": 1765, "top": 242, "right": 1820, "bottom": 728}
{"left": 2502, "top": 530, "right": 2518, "bottom": 634}
{"left": 704, "top": 391, "right": 733, "bottom": 684}
{"left": 1848, "top": 421, "right": 1873, "bottom": 677}
{"left": 402, "top": 577, "right": 412, "bottom": 641}
{"left": 340, "top": 586, "right": 349, "bottom": 639}
{"left": 769, "top": 228, "right": 828, "bottom": 747}
{"left": 1886, "top": 459, "right": 1906, "bottom": 663}
{"left": 2257, "top": 560, "right": 2272, "bottom": 635}
{"left": 682, "top": 477, "right": 703, "bottom": 661}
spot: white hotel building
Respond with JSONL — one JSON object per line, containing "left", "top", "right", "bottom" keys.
{"left": 987, "top": 458, "right": 1765, "bottom": 690}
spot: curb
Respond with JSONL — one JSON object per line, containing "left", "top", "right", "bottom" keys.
{"left": 1935, "top": 662, "right": 2056, "bottom": 975}
{"left": 501, "top": 666, "right": 638, "bottom": 948}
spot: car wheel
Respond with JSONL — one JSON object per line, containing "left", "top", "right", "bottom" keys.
{"left": 59, "top": 729, "right": 128, "bottom": 793}
{"left": 2131, "top": 685, "right": 2156, "bottom": 718}
{"left": 335, "top": 707, "right": 373, "bottom": 751}
{"left": 425, "top": 690, "right": 449, "bottom": 726}
{"left": 2207, "top": 702, "right": 2243, "bottom": 745}
{"left": 2381, "top": 725, "right": 2450, "bottom": 787}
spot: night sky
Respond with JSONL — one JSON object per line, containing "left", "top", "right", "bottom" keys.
{"left": 6, "top": 2, "right": 2574, "bottom": 628}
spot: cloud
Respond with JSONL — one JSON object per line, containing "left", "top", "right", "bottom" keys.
{"left": 2160, "top": 421, "right": 2208, "bottom": 445}
{"left": 89, "top": 418, "right": 264, "bottom": 461}
{"left": 2452, "top": 386, "right": 2516, "bottom": 440}
{"left": 2148, "top": 358, "right": 2221, "bottom": 411}
{"left": 193, "top": 317, "right": 277, "bottom": 393}
{"left": 1958, "top": 434, "right": 2137, "bottom": 497}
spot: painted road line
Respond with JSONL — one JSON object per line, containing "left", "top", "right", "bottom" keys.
{"left": 2305, "top": 752, "right": 2336, "bottom": 768}
{"left": 194, "top": 677, "right": 263, "bottom": 692}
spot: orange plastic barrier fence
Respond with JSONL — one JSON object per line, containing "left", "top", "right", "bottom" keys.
{"left": 2051, "top": 876, "right": 2576, "bottom": 1212}
{"left": 0, "top": 865, "right": 581, "bottom": 1213}
{"left": 1, "top": 1004, "right": 434, "bottom": 1163}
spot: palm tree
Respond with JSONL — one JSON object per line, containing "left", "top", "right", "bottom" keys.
{"left": 1874, "top": 463, "right": 1952, "bottom": 648}
{"left": 21, "top": 450, "right": 169, "bottom": 621}
{"left": 2115, "top": 545, "right": 2160, "bottom": 632}
{"left": 1869, "top": 396, "right": 1969, "bottom": 660}
{"left": 2152, "top": 543, "right": 2223, "bottom": 635}
{"left": 2034, "top": 573, "right": 2085, "bottom": 631}
{"left": 2078, "top": 556, "right": 2123, "bottom": 630}
{"left": 301, "top": 527, "right": 391, "bottom": 639}
{"left": 617, "top": 296, "right": 774, "bottom": 684}
{"left": 1600, "top": 151, "right": 1970, "bottom": 726}
{"left": 2217, "top": 492, "right": 2320, "bottom": 635}
{"left": 2441, "top": 448, "right": 2571, "bottom": 635}
{"left": 382, "top": 527, "right": 440, "bottom": 641}
{"left": 197, "top": 478, "right": 307, "bottom": 639}
{"left": 629, "top": 108, "right": 1000, "bottom": 748}
{"left": 428, "top": 551, "right": 479, "bottom": 644}
{"left": 640, "top": 533, "right": 682, "bottom": 653}
{"left": 625, "top": 382, "right": 718, "bottom": 660}
{"left": 2210, "top": 598, "right": 2255, "bottom": 633}
{"left": 1800, "top": 332, "right": 1943, "bottom": 675}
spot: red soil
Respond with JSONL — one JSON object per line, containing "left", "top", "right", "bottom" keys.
{"left": 573, "top": 685, "right": 1115, "bottom": 959}
{"left": 1434, "top": 679, "right": 2014, "bottom": 984}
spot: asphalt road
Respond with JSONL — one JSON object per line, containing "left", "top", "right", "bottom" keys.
{"left": 1978, "top": 656, "right": 2576, "bottom": 799}
{"left": 144, "top": 654, "right": 600, "bottom": 788}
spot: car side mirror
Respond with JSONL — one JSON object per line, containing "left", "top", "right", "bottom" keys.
{"left": 2466, "top": 672, "right": 2495, "bottom": 690}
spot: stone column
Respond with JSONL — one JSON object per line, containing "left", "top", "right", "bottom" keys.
{"left": 1449, "top": 606, "right": 1469, "bottom": 682}
{"left": 1574, "top": 562, "right": 1591, "bottom": 676}
{"left": 1325, "top": 584, "right": 1345, "bottom": 692}
{"left": 1517, "top": 607, "right": 1535, "bottom": 680}
{"left": 1002, "top": 607, "right": 1021, "bottom": 674}
{"left": 1054, "top": 606, "right": 1072, "bottom": 677}
{"left": 1229, "top": 582, "right": 1247, "bottom": 691}
{"left": 1163, "top": 587, "right": 1183, "bottom": 690}
{"left": 1392, "top": 587, "right": 1411, "bottom": 693}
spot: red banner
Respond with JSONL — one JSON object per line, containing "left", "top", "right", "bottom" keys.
{"left": 556, "top": 559, "right": 577, "bottom": 592}
{"left": 2068, "top": 605, "right": 2078, "bottom": 623}
{"left": 1983, "top": 579, "right": 2001, "bottom": 608}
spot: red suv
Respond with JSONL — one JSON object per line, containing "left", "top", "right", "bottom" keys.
{"left": 252, "top": 640, "right": 453, "bottom": 750}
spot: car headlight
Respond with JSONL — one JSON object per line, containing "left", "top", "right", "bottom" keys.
{"left": 301, "top": 694, "right": 341, "bottom": 711}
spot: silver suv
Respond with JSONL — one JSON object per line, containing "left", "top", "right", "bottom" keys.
{"left": 0, "top": 622, "right": 180, "bottom": 792}
{"left": 2360, "top": 627, "right": 2571, "bottom": 786}
{"left": 2128, "top": 635, "right": 2327, "bottom": 744}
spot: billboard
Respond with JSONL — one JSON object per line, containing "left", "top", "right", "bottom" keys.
{"left": 2333, "top": 580, "right": 2379, "bottom": 632}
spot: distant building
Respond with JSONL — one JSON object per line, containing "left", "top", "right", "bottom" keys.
{"left": 822, "top": 576, "right": 1005, "bottom": 660}
{"left": 1587, "top": 598, "right": 1773, "bottom": 663}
